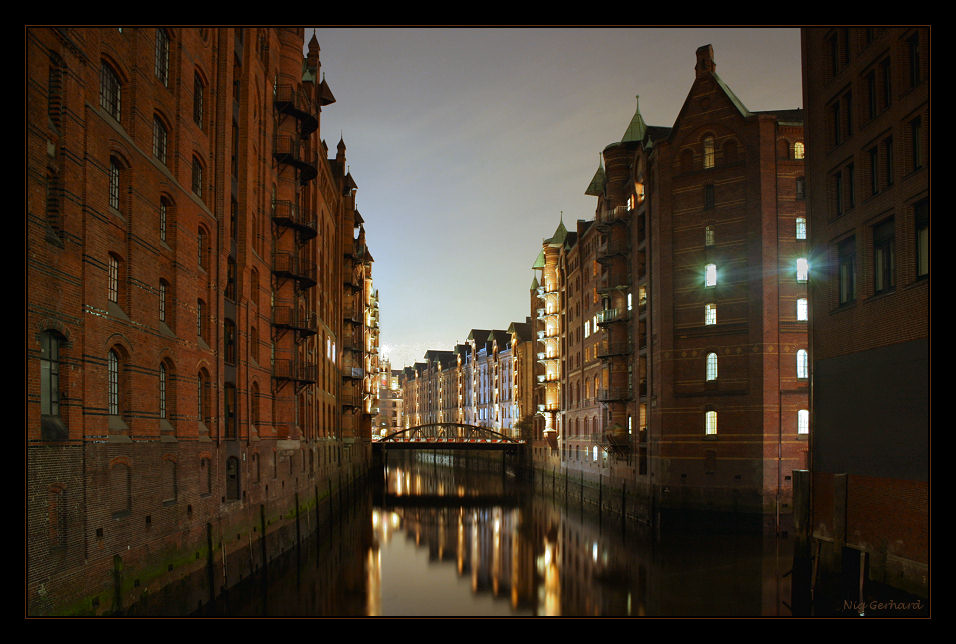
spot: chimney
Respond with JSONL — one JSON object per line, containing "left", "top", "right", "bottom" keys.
{"left": 696, "top": 44, "right": 716, "bottom": 78}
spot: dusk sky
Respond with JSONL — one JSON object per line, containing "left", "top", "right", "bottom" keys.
{"left": 310, "top": 27, "right": 804, "bottom": 369}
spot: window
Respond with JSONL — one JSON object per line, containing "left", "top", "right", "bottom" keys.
{"left": 866, "top": 70, "right": 877, "bottom": 120}
{"left": 910, "top": 117, "right": 923, "bottom": 171}
{"left": 108, "top": 349, "right": 121, "bottom": 416}
{"left": 908, "top": 32, "right": 921, "bottom": 88}
{"left": 159, "top": 362, "right": 168, "bottom": 420}
{"left": 704, "top": 184, "right": 714, "bottom": 209}
{"left": 704, "top": 303, "right": 716, "bottom": 326}
{"left": 884, "top": 137, "right": 894, "bottom": 186}
{"left": 798, "top": 409, "right": 809, "bottom": 435}
{"left": 838, "top": 236, "right": 856, "bottom": 304}
{"left": 224, "top": 319, "right": 236, "bottom": 364}
{"left": 796, "top": 258, "right": 809, "bottom": 283}
{"left": 40, "top": 331, "right": 62, "bottom": 418}
{"left": 159, "top": 199, "right": 168, "bottom": 243}
{"left": 797, "top": 298, "right": 808, "bottom": 321}
{"left": 797, "top": 349, "right": 809, "bottom": 379}
{"left": 159, "top": 279, "right": 168, "bottom": 323}
{"left": 225, "top": 257, "right": 236, "bottom": 300}
{"left": 108, "top": 254, "right": 119, "bottom": 303}
{"left": 796, "top": 176, "right": 806, "bottom": 200}
{"left": 153, "top": 116, "right": 168, "bottom": 165}
{"left": 198, "top": 227, "right": 208, "bottom": 270}
{"left": 251, "top": 381, "right": 260, "bottom": 427}
{"left": 705, "top": 225, "right": 715, "bottom": 247}
{"left": 193, "top": 72, "right": 205, "bottom": 127}
{"left": 705, "top": 263, "right": 717, "bottom": 287}
{"left": 915, "top": 200, "right": 929, "bottom": 278}
{"left": 796, "top": 217, "right": 807, "bottom": 240}
{"left": 703, "top": 136, "right": 715, "bottom": 169}
{"left": 705, "top": 352, "right": 718, "bottom": 381}
{"left": 868, "top": 146, "right": 879, "bottom": 195}
{"left": 155, "top": 29, "right": 169, "bottom": 86}
{"left": 197, "top": 299, "right": 207, "bottom": 342}
{"left": 109, "top": 158, "right": 121, "bottom": 211}
{"left": 192, "top": 156, "right": 203, "bottom": 197}
{"left": 705, "top": 410, "right": 717, "bottom": 436}
{"left": 873, "top": 218, "right": 895, "bottom": 293}
{"left": 832, "top": 170, "right": 843, "bottom": 216}
{"left": 880, "top": 57, "right": 892, "bottom": 109}
{"left": 100, "top": 62, "right": 121, "bottom": 121}
{"left": 198, "top": 369, "right": 210, "bottom": 426}
{"left": 226, "top": 456, "right": 240, "bottom": 500}
{"left": 794, "top": 142, "right": 805, "bottom": 159}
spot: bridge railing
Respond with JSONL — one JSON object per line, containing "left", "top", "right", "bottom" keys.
{"left": 376, "top": 423, "right": 525, "bottom": 445}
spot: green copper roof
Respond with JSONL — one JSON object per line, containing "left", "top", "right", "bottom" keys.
{"left": 532, "top": 249, "right": 545, "bottom": 270}
{"left": 548, "top": 215, "right": 568, "bottom": 247}
{"left": 585, "top": 156, "right": 605, "bottom": 197}
{"left": 621, "top": 95, "right": 647, "bottom": 144}
{"left": 530, "top": 275, "right": 539, "bottom": 290}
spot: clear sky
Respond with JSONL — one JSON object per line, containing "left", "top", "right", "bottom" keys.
{"left": 310, "top": 27, "right": 804, "bottom": 369}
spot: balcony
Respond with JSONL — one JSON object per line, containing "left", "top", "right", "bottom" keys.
{"left": 274, "top": 84, "right": 318, "bottom": 135}
{"left": 272, "top": 200, "right": 317, "bottom": 240}
{"left": 343, "top": 366, "right": 364, "bottom": 381}
{"left": 596, "top": 341, "right": 632, "bottom": 359}
{"left": 274, "top": 358, "right": 317, "bottom": 384}
{"left": 273, "top": 134, "right": 318, "bottom": 184}
{"left": 272, "top": 252, "right": 316, "bottom": 288}
{"left": 595, "top": 205, "right": 630, "bottom": 230}
{"left": 272, "top": 306, "right": 318, "bottom": 336}
{"left": 596, "top": 308, "right": 630, "bottom": 326}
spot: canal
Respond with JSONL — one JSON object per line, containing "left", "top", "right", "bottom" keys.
{"left": 194, "top": 450, "right": 799, "bottom": 617}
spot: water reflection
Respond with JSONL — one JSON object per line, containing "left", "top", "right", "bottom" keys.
{"left": 199, "top": 452, "right": 793, "bottom": 616}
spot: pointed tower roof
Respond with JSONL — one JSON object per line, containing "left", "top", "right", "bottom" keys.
{"left": 547, "top": 213, "right": 568, "bottom": 247}
{"left": 621, "top": 95, "right": 647, "bottom": 144}
{"left": 585, "top": 154, "right": 605, "bottom": 196}
{"left": 532, "top": 250, "right": 545, "bottom": 270}
{"left": 530, "top": 275, "right": 539, "bottom": 290}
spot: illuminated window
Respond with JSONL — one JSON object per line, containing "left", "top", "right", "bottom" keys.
{"left": 705, "top": 303, "right": 716, "bottom": 326}
{"left": 705, "top": 263, "right": 717, "bottom": 287}
{"left": 796, "top": 217, "right": 807, "bottom": 240}
{"left": 796, "top": 258, "right": 809, "bottom": 283}
{"left": 797, "top": 349, "right": 809, "bottom": 379}
{"left": 705, "top": 410, "right": 717, "bottom": 436}
{"left": 794, "top": 142, "right": 805, "bottom": 159}
{"left": 703, "top": 136, "right": 715, "bottom": 169}
{"left": 797, "top": 298, "right": 808, "bottom": 321}
{"left": 798, "top": 409, "right": 809, "bottom": 435}
{"left": 705, "top": 352, "right": 718, "bottom": 381}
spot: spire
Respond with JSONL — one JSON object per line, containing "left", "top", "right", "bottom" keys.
{"left": 548, "top": 213, "right": 568, "bottom": 247}
{"left": 621, "top": 95, "right": 647, "bottom": 144}
{"left": 585, "top": 152, "right": 606, "bottom": 196}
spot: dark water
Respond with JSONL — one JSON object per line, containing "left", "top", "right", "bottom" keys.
{"left": 202, "top": 451, "right": 797, "bottom": 617}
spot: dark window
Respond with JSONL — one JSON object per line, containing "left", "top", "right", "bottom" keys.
{"left": 40, "top": 331, "right": 62, "bottom": 417}
{"left": 155, "top": 29, "right": 169, "bottom": 86}
{"left": 224, "top": 319, "right": 236, "bottom": 364}
{"left": 869, "top": 147, "right": 879, "bottom": 195}
{"left": 838, "top": 236, "right": 856, "bottom": 304}
{"left": 192, "top": 157, "right": 203, "bottom": 197}
{"left": 796, "top": 176, "right": 806, "bottom": 200}
{"left": 704, "top": 184, "right": 714, "bottom": 209}
{"left": 100, "top": 62, "right": 121, "bottom": 121}
{"left": 109, "top": 158, "right": 121, "bottom": 210}
{"left": 108, "top": 349, "right": 121, "bottom": 416}
{"left": 884, "top": 137, "right": 894, "bottom": 186}
{"left": 224, "top": 384, "right": 237, "bottom": 439}
{"left": 225, "top": 257, "right": 236, "bottom": 301}
{"left": 915, "top": 200, "right": 929, "bottom": 278}
{"left": 846, "top": 163, "right": 855, "bottom": 209}
{"left": 153, "top": 116, "right": 168, "bottom": 165}
{"left": 866, "top": 71, "right": 877, "bottom": 120}
{"left": 908, "top": 32, "right": 920, "bottom": 87}
{"left": 193, "top": 73, "right": 205, "bottom": 127}
{"left": 226, "top": 456, "right": 240, "bottom": 500}
{"left": 873, "top": 218, "right": 895, "bottom": 294}
{"left": 880, "top": 58, "right": 892, "bottom": 109}
{"left": 911, "top": 117, "right": 922, "bottom": 171}
{"left": 159, "top": 362, "right": 168, "bottom": 419}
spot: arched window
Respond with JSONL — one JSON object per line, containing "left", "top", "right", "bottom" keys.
{"left": 705, "top": 410, "right": 718, "bottom": 436}
{"left": 706, "top": 352, "right": 718, "bottom": 381}
{"left": 159, "top": 197, "right": 170, "bottom": 243}
{"left": 797, "top": 349, "right": 809, "bottom": 379}
{"left": 158, "top": 278, "right": 169, "bottom": 324}
{"left": 108, "top": 349, "right": 121, "bottom": 416}
{"left": 191, "top": 155, "right": 204, "bottom": 197}
{"left": 193, "top": 70, "right": 206, "bottom": 127}
{"left": 197, "top": 299, "right": 207, "bottom": 342}
{"left": 797, "top": 298, "right": 808, "bottom": 321}
{"left": 703, "top": 136, "right": 715, "bottom": 168}
{"left": 794, "top": 142, "right": 806, "bottom": 159}
{"left": 250, "top": 326, "right": 258, "bottom": 364}
{"left": 100, "top": 61, "right": 122, "bottom": 121}
{"left": 154, "top": 29, "right": 170, "bottom": 86}
{"left": 108, "top": 157, "right": 122, "bottom": 211}
{"left": 152, "top": 114, "right": 169, "bottom": 165}
{"left": 159, "top": 361, "right": 168, "bottom": 419}
{"left": 705, "top": 303, "right": 717, "bottom": 326}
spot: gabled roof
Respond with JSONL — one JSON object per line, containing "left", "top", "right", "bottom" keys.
{"left": 507, "top": 320, "right": 533, "bottom": 342}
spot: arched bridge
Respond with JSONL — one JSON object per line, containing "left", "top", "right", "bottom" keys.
{"left": 373, "top": 423, "right": 526, "bottom": 451}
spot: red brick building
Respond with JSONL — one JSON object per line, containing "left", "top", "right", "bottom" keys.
{"left": 801, "top": 27, "right": 929, "bottom": 603}
{"left": 529, "top": 45, "right": 809, "bottom": 528}
{"left": 27, "top": 27, "right": 376, "bottom": 615}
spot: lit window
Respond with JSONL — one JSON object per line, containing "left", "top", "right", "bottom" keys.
{"left": 705, "top": 263, "right": 717, "bottom": 287}
{"left": 705, "top": 410, "right": 717, "bottom": 436}
{"left": 797, "top": 298, "right": 808, "bottom": 321}
{"left": 705, "top": 225, "right": 715, "bottom": 246}
{"left": 796, "top": 258, "right": 809, "bottom": 282}
{"left": 584, "top": 321, "right": 590, "bottom": 338}
{"left": 794, "top": 142, "right": 805, "bottom": 159}
{"left": 797, "top": 349, "right": 809, "bottom": 379}
{"left": 706, "top": 352, "right": 718, "bottom": 381}
{"left": 703, "top": 136, "right": 715, "bottom": 169}
{"left": 796, "top": 217, "right": 807, "bottom": 240}
{"left": 798, "top": 409, "right": 809, "bottom": 435}
{"left": 704, "top": 303, "right": 716, "bottom": 325}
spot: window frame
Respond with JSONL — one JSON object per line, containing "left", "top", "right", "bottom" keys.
{"left": 838, "top": 236, "right": 856, "bottom": 305}
{"left": 705, "top": 352, "right": 718, "bottom": 382}
{"left": 873, "top": 218, "right": 895, "bottom": 294}
{"left": 100, "top": 61, "right": 122, "bottom": 122}
{"left": 796, "top": 349, "right": 809, "bottom": 380}
{"left": 155, "top": 28, "right": 170, "bottom": 87}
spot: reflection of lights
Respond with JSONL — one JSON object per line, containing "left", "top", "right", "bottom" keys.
{"left": 389, "top": 511, "right": 400, "bottom": 529}
{"left": 592, "top": 541, "right": 598, "bottom": 563}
